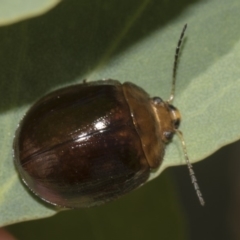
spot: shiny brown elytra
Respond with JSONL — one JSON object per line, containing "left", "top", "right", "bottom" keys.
{"left": 14, "top": 24, "right": 204, "bottom": 208}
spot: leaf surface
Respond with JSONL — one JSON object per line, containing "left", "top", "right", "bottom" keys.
{"left": 0, "top": 0, "right": 239, "bottom": 227}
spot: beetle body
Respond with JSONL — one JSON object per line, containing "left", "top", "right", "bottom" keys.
{"left": 14, "top": 25, "right": 205, "bottom": 207}
{"left": 14, "top": 79, "right": 179, "bottom": 208}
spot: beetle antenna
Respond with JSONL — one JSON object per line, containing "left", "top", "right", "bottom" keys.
{"left": 168, "top": 24, "right": 187, "bottom": 103}
{"left": 175, "top": 129, "right": 205, "bottom": 206}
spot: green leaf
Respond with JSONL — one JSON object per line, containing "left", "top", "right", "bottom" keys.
{"left": 0, "top": 0, "right": 240, "bottom": 228}
{"left": 0, "top": 0, "right": 60, "bottom": 26}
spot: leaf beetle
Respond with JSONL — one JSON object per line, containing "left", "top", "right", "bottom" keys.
{"left": 14, "top": 24, "right": 204, "bottom": 208}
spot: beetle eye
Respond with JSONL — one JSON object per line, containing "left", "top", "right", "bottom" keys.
{"left": 152, "top": 97, "right": 163, "bottom": 105}
{"left": 173, "top": 119, "right": 180, "bottom": 129}
{"left": 164, "top": 131, "right": 174, "bottom": 141}
{"left": 168, "top": 104, "right": 181, "bottom": 129}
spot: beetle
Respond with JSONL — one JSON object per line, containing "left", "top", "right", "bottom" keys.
{"left": 14, "top": 24, "right": 204, "bottom": 208}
